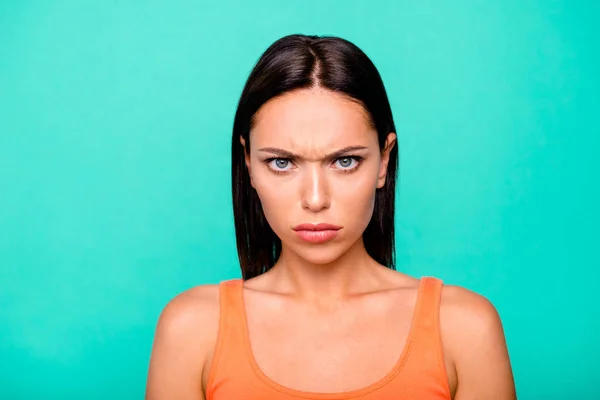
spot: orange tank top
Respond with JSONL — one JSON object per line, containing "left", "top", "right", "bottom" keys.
{"left": 206, "top": 277, "right": 452, "bottom": 400}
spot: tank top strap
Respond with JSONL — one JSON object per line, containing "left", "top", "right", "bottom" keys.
{"left": 413, "top": 276, "right": 444, "bottom": 334}
{"left": 217, "top": 278, "right": 246, "bottom": 338}
{"left": 206, "top": 279, "right": 248, "bottom": 397}
{"left": 391, "top": 276, "right": 450, "bottom": 399}
{"left": 214, "top": 279, "right": 245, "bottom": 340}
{"left": 221, "top": 278, "right": 245, "bottom": 312}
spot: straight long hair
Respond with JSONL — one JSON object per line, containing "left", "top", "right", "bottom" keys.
{"left": 231, "top": 34, "right": 399, "bottom": 280}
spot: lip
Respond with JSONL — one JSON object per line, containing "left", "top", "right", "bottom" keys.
{"left": 292, "top": 223, "right": 342, "bottom": 244}
{"left": 292, "top": 223, "right": 342, "bottom": 231}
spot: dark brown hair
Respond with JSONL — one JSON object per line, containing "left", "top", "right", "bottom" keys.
{"left": 232, "top": 34, "right": 399, "bottom": 280}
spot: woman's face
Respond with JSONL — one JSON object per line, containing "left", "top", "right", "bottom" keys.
{"left": 243, "top": 88, "right": 396, "bottom": 265}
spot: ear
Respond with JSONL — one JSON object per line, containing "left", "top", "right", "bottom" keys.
{"left": 377, "top": 132, "right": 397, "bottom": 189}
{"left": 240, "top": 136, "right": 255, "bottom": 188}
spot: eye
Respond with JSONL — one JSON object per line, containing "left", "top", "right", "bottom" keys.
{"left": 334, "top": 157, "right": 359, "bottom": 169}
{"left": 268, "top": 158, "right": 292, "bottom": 171}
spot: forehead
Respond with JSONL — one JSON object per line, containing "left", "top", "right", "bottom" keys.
{"left": 250, "top": 88, "right": 376, "bottom": 149}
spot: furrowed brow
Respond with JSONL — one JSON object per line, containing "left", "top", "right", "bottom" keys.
{"left": 257, "top": 146, "right": 368, "bottom": 160}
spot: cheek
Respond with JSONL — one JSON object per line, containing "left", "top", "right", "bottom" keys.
{"left": 252, "top": 176, "right": 294, "bottom": 231}
{"left": 332, "top": 175, "right": 377, "bottom": 229}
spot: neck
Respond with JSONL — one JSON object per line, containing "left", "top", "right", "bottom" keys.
{"left": 266, "top": 238, "right": 383, "bottom": 301}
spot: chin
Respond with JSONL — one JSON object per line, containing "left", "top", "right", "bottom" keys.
{"left": 288, "top": 242, "right": 350, "bottom": 265}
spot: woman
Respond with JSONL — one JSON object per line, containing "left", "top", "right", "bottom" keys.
{"left": 146, "top": 34, "right": 516, "bottom": 399}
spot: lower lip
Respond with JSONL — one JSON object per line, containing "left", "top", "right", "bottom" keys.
{"left": 295, "top": 229, "right": 339, "bottom": 244}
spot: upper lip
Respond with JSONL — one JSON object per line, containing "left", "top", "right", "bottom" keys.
{"left": 293, "top": 223, "right": 342, "bottom": 231}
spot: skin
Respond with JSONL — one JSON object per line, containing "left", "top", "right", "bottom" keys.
{"left": 146, "top": 88, "right": 516, "bottom": 399}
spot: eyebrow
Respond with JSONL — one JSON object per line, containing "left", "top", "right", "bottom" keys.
{"left": 257, "top": 146, "right": 369, "bottom": 160}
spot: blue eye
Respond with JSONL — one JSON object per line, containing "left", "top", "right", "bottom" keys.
{"left": 265, "top": 156, "right": 362, "bottom": 174}
{"left": 268, "top": 158, "right": 292, "bottom": 171}
{"left": 335, "top": 157, "right": 359, "bottom": 169}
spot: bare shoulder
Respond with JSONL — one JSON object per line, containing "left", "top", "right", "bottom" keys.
{"left": 146, "top": 284, "right": 221, "bottom": 400}
{"left": 151, "top": 283, "right": 221, "bottom": 363}
{"left": 439, "top": 284, "right": 507, "bottom": 363}
{"left": 439, "top": 283, "right": 516, "bottom": 399}
{"left": 156, "top": 284, "right": 221, "bottom": 333}
{"left": 440, "top": 284, "right": 503, "bottom": 334}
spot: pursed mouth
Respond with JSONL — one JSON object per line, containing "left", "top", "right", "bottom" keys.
{"left": 292, "top": 223, "right": 342, "bottom": 231}
{"left": 293, "top": 227, "right": 341, "bottom": 244}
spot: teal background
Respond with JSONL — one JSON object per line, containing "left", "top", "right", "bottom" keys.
{"left": 1, "top": 0, "right": 598, "bottom": 398}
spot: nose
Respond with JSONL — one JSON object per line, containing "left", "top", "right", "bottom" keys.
{"left": 301, "top": 164, "right": 330, "bottom": 212}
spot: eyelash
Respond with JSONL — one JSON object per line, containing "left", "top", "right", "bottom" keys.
{"left": 264, "top": 155, "right": 364, "bottom": 175}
